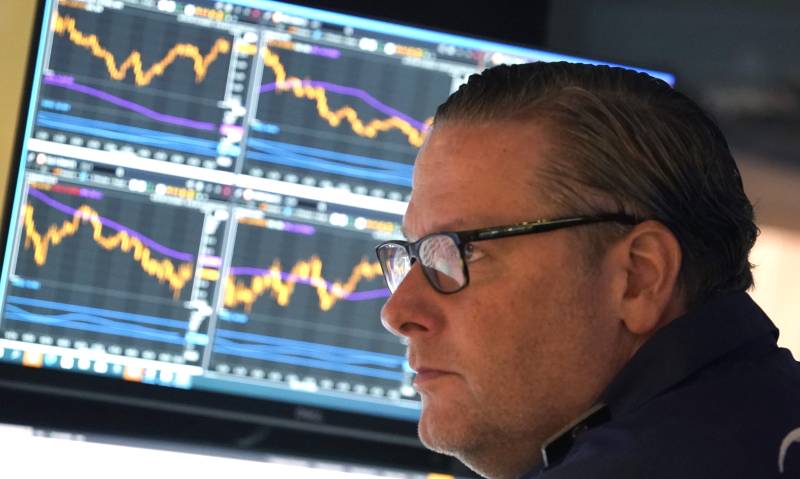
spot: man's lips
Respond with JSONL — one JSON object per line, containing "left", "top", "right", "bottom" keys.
{"left": 412, "top": 368, "right": 455, "bottom": 386}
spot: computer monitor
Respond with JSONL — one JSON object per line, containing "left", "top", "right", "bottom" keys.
{"left": 0, "top": 0, "right": 673, "bottom": 468}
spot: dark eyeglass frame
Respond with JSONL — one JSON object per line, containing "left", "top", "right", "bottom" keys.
{"left": 375, "top": 213, "right": 641, "bottom": 294}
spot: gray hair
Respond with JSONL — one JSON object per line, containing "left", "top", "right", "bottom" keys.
{"left": 434, "top": 62, "right": 758, "bottom": 308}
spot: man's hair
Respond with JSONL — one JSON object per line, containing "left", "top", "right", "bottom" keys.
{"left": 434, "top": 62, "right": 758, "bottom": 308}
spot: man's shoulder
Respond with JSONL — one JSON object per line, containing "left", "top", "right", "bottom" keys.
{"left": 540, "top": 345, "right": 800, "bottom": 478}
{"left": 668, "top": 341, "right": 800, "bottom": 410}
{"left": 626, "top": 349, "right": 800, "bottom": 475}
{"left": 534, "top": 294, "right": 800, "bottom": 478}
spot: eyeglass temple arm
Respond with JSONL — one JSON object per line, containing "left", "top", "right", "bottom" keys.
{"left": 466, "top": 214, "right": 641, "bottom": 242}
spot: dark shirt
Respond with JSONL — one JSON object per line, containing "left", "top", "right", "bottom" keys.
{"left": 523, "top": 292, "right": 800, "bottom": 478}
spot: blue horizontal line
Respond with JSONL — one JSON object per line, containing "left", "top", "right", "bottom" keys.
{"left": 3, "top": 297, "right": 404, "bottom": 369}
{"left": 4, "top": 304, "right": 185, "bottom": 345}
{"left": 214, "top": 327, "right": 403, "bottom": 364}
{"left": 36, "top": 118, "right": 218, "bottom": 157}
{"left": 36, "top": 112, "right": 219, "bottom": 157}
{"left": 214, "top": 336, "right": 402, "bottom": 368}
{"left": 247, "top": 137, "right": 413, "bottom": 174}
{"left": 6, "top": 296, "right": 188, "bottom": 329}
{"left": 4, "top": 305, "right": 403, "bottom": 377}
{"left": 214, "top": 337, "right": 404, "bottom": 381}
{"left": 38, "top": 112, "right": 219, "bottom": 148}
{"left": 245, "top": 149, "right": 411, "bottom": 186}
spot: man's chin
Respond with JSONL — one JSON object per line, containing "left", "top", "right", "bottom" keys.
{"left": 417, "top": 402, "right": 472, "bottom": 456}
{"left": 418, "top": 413, "right": 502, "bottom": 479}
{"left": 418, "top": 426, "right": 459, "bottom": 456}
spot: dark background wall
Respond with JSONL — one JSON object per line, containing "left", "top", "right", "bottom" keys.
{"left": 547, "top": 0, "right": 800, "bottom": 181}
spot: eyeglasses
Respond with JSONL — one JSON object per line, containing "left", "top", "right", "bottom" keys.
{"left": 375, "top": 214, "right": 640, "bottom": 294}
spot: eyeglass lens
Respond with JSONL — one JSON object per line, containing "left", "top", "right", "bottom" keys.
{"left": 378, "top": 235, "right": 466, "bottom": 293}
{"left": 377, "top": 243, "right": 412, "bottom": 293}
{"left": 418, "top": 235, "right": 465, "bottom": 292}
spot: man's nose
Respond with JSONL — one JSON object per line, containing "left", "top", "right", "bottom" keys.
{"left": 380, "top": 263, "right": 441, "bottom": 339}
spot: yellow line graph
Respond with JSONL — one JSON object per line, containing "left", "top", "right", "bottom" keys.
{"left": 224, "top": 256, "right": 383, "bottom": 312}
{"left": 250, "top": 43, "right": 428, "bottom": 148}
{"left": 22, "top": 204, "right": 194, "bottom": 299}
{"left": 52, "top": 12, "right": 230, "bottom": 87}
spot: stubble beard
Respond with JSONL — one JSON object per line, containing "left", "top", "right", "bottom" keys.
{"left": 416, "top": 389, "right": 542, "bottom": 479}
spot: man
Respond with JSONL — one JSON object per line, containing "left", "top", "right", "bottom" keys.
{"left": 375, "top": 62, "right": 800, "bottom": 478}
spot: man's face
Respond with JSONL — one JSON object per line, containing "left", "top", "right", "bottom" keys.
{"left": 381, "top": 121, "right": 630, "bottom": 477}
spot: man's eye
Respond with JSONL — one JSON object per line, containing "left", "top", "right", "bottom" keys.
{"left": 463, "top": 243, "right": 485, "bottom": 263}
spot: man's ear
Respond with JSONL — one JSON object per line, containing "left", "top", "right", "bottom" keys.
{"left": 608, "top": 220, "right": 683, "bottom": 336}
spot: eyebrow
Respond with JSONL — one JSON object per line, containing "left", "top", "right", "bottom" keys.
{"left": 401, "top": 217, "right": 477, "bottom": 241}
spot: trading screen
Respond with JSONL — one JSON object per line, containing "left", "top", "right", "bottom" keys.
{"left": 0, "top": 0, "right": 674, "bottom": 421}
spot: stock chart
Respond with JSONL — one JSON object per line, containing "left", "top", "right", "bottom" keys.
{"left": 38, "top": 6, "right": 254, "bottom": 170}
{"left": 243, "top": 41, "right": 451, "bottom": 188}
{"left": 8, "top": 181, "right": 206, "bottom": 361}
{"left": 210, "top": 214, "right": 405, "bottom": 393}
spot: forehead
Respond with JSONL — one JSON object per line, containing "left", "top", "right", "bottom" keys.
{"left": 404, "top": 120, "right": 554, "bottom": 238}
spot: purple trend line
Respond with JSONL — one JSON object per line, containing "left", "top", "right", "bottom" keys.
{"left": 43, "top": 74, "right": 215, "bottom": 131}
{"left": 342, "top": 289, "right": 391, "bottom": 301}
{"left": 260, "top": 80, "right": 427, "bottom": 132}
{"left": 228, "top": 266, "right": 390, "bottom": 301}
{"left": 27, "top": 188, "right": 195, "bottom": 262}
{"left": 310, "top": 46, "right": 340, "bottom": 59}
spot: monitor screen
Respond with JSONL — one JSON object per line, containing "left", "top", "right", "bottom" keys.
{"left": 0, "top": 0, "right": 673, "bottom": 442}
